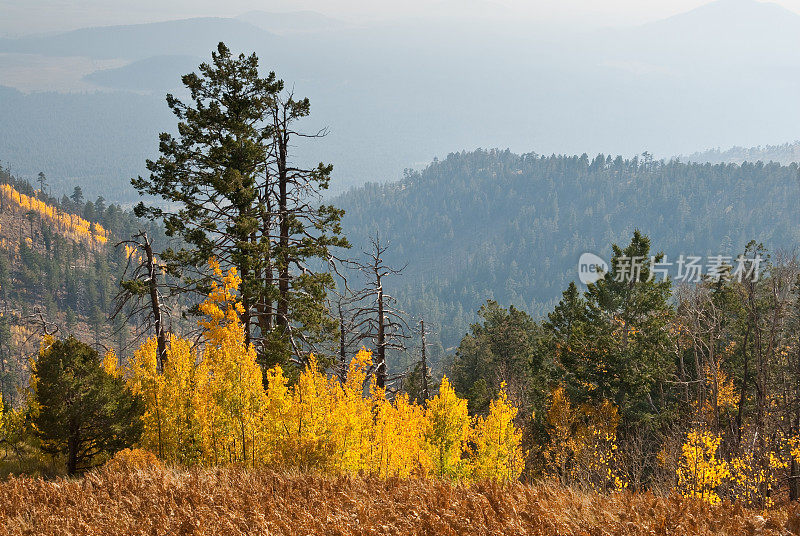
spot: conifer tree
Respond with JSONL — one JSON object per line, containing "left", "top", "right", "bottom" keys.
{"left": 574, "top": 231, "right": 674, "bottom": 430}
{"left": 33, "top": 337, "right": 143, "bottom": 475}
{"left": 132, "top": 42, "right": 347, "bottom": 368}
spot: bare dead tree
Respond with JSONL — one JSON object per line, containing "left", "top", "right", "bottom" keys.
{"left": 420, "top": 319, "right": 430, "bottom": 402}
{"left": 348, "top": 235, "right": 410, "bottom": 390}
{"left": 113, "top": 231, "right": 170, "bottom": 372}
{"left": 329, "top": 286, "right": 364, "bottom": 382}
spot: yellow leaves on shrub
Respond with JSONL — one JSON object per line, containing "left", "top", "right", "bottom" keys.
{"left": 194, "top": 259, "right": 266, "bottom": 466}
{"left": 426, "top": 376, "right": 470, "bottom": 479}
{"left": 102, "top": 349, "right": 119, "bottom": 378}
{"left": 125, "top": 336, "right": 201, "bottom": 464}
{"left": 105, "top": 448, "right": 163, "bottom": 472}
{"left": 702, "top": 363, "right": 738, "bottom": 419}
{"left": 545, "top": 386, "right": 625, "bottom": 491}
{"left": 125, "top": 259, "right": 525, "bottom": 482}
{"left": 677, "top": 429, "right": 729, "bottom": 504}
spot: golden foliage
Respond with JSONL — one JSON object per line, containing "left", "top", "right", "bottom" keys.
{"left": 125, "top": 260, "right": 525, "bottom": 482}
{"left": 545, "top": 386, "right": 625, "bottom": 490}
{"left": 125, "top": 336, "right": 201, "bottom": 464}
{"left": 469, "top": 382, "right": 525, "bottom": 482}
{"left": 0, "top": 183, "right": 109, "bottom": 248}
{"left": 425, "top": 376, "right": 471, "bottom": 479}
{"left": 677, "top": 429, "right": 729, "bottom": 504}
{"left": 104, "top": 448, "right": 162, "bottom": 473}
{"left": 194, "top": 259, "right": 266, "bottom": 466}
{"left": 101, "top": 349, "right": 118, "bottom": 378}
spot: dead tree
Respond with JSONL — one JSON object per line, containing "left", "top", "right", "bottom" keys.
{"left": 349, "top": 235, "right": 409, "bottom": 390}
{"left": 420, "top": 319, "right": 430, "bottom": 402}
{"left": 113, "top": 231, "right": 170, "bottom": 372}
{"left": 330, "top": 288, "right": 364, "bottom": 382}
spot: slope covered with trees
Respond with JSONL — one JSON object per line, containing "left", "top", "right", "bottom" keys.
{"left": 336, "top": 149, "right": 800, "bottom": 355}
{"left": 0, "top": 166, "right": 167, "bottom": 407}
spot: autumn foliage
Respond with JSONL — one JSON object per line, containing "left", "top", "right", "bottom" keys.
{"left": 0, "top": 183, "right": 109, "bottom": 247}
{"left": 121, "top": 261, "right": 524, "bottom": 482}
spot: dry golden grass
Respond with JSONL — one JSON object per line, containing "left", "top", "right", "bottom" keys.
{"left": 1, "top": 464, "right": 799, "bottom": 536}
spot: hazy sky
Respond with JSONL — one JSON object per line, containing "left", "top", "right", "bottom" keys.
{"left": 3, "top": 0, "right": 800, "bottom": 37}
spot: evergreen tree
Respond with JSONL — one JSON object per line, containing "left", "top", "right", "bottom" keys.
{"left": 450, "top": 300, "right": 541, "bottom": 414}
{"left": 132, "top": 42, "right": 347, "bottom": 368}
{"left": 578, "top": 231, "right": 674, "bottom": 430}
{"left": 32, "top": 337, "right": 143, "bottom": 475}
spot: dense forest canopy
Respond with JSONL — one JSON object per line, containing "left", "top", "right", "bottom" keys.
{"left": 336, "top": 149, "right": 800, "bottom": 358}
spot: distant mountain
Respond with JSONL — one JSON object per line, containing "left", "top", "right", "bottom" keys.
{"left": 84, "top": 55, "right": 203, "bottom": 92}
{"left": 682, "top": 141, "right": 800, "bottom": 165}
{"left": 600, "top": 0, "right": 800, "bottom": 75}
{"left": 335, "top": 149, "right": 800, "bottom": 353}
{"left": 2, "top": 0, "right": 800, "bottom": 200}
{"left": 0, "top": 18, "right": 276, "bottom": 60}
{"left": 236, "top": 11, "right": 346, "bottom": 34}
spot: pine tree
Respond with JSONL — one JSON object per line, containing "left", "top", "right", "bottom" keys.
{"left": 32, "top": 337, "right": 143, "bottom": 475}
{"left": 579, "top": 231, "right": 674, "bottom": 430}
{"left": 132, "top": 42, "right": 348, "bottom": 369}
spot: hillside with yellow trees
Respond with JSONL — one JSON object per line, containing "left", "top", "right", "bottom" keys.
{"left": 5, "top": 255, "right": 800, "bottom": 535}
{"left": 0, "top": 168, "right": 167, "bottom": 410}
{"left": 0, "top": 183, "right": 109, "bottom": 250}
{"left": 7, "top": 40, "right": 800, "bottom": 536}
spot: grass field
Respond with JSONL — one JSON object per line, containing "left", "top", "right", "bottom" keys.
{"left": 2, "top": 464, "right": 799, "bottom": 536}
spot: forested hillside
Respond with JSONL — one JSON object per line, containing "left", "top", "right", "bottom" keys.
{"left": 0, "top": 87, "right": 170, "bottom": 201}
{"left": 336, "top": 149, "right": 800, "bottom": 353}
{"left": 0, "top": 167, "right": 166, "bottom": 406}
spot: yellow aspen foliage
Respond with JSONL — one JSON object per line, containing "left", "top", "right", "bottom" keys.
{"left": 703, "top": 363, "right": 738, "bottom": 419}
{"left": 125, "top": 337, "right": 166, "bottom": 457}
{"left": 425, "top": 376, "right": 470, "bottom": 478}
{"left": 545, "top": 386, "right": 577, "bottom": 484}
{"left": 160, "top": 336, "right": 202, "bottom": 464}
{"left": 329, "top": 348, "right": 373, "bottom": 474}
{"left": 370, "top": 385, "right": 432, "bottom": 478}
{"left": 125, "top": 335, "right": 201, "bottom": 464}
{"left": 0, "top": 183, "right": 109, "bottom": 248}
{"left": 124, "top": 265, "right": 528, "bottom": 482}
{"left": 285, "top": 353, "right": 338, "bottom": 470}
{"left": 380, "top": 393, "right": 432, "bottom": 477}
{"left": 469, "top": 382, "right": 525, "bottom": 482}
{"left": 194, "top": 259, "right": 266, "bottom": 466}
{"left": 581, "top": 400, "right": 625, "bottom": 491}
{"left": 262, "top": 364, "right": 292, "bottom": 466}
{"left": 729, "top": 437, "right": 788, "bottom": 508}
{"left": 102, "top": 349, "right": 119, "bottom": 377}
{"left": 545, "top": 386, "right": 625, "bottom": 490}
{"left": 677, "top": 429, "right": 729, "bottom": 504}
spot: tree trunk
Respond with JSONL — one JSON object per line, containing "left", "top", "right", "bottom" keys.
{"left": 376, "top": 277, "right": 385, "bottom": 389}
{"left": 421, "top": 319, "right": 429, "bottom": 403}
{"left": 276, "top": 126, "right": 290, "bottom": 344}
{"left": 141, "top": 234, "right": 167, "bottom": 373}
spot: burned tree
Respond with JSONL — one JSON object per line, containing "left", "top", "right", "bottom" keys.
{"left": 349, "top": 236, "right": 409, "bottom": 390}
{"left": 114, "top": 231, "right": 170, "bottom": 372}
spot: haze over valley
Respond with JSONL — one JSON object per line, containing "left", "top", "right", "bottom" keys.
{"left": 2, "top": 0, "right": 799, "bottom": 200}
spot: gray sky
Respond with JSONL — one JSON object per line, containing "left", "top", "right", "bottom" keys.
{"left": 3, "top": 0, "right": 800, "bottom": 37}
